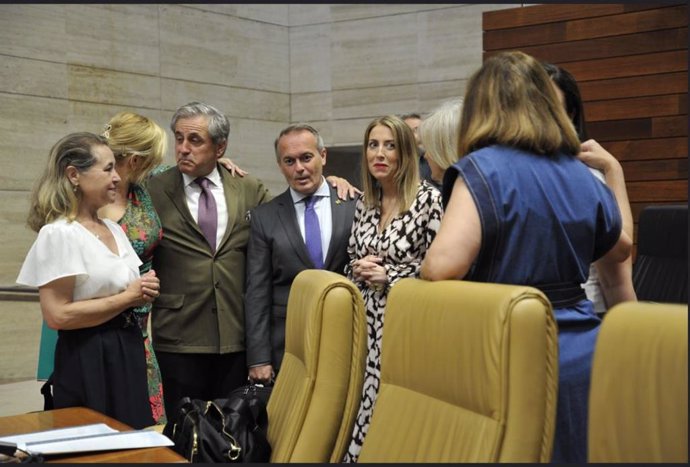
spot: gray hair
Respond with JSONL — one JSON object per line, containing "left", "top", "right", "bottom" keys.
{"left": 170, "top": 101, "right": 230, "bottom": 146}
{"left": 419, "top": 98, "right": 463, "bottom": 171}
{"left": 274, "top": 123, "right": 325, "bottom": 160}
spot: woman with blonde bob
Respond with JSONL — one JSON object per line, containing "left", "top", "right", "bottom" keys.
{"left": 344, "top": 115, "right": 443, "bottom": 462}
{"left": 99, "top": 112, "right": 169, "bottom": 424}
{"left": 418, "top": 98, "right": 463, "bottom": 190}
{"left": 19, "top": 132, "right": 160, "bottom": 429}
{"left": 421, "top": 51, "right": 632, "bottom": 463}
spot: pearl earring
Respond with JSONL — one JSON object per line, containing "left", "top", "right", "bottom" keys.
{"left": 73, "top": 185, "right": 78, "bottom": 193}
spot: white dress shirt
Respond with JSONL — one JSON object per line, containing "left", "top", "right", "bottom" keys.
{"left": 182, "top": 167, "right": 228, "bottom": 251}
{"left": 16, "top": 218, "right": 142, "bottom": 300}
{"left": 290, "top": 177, "right": 332, "bottom": 262}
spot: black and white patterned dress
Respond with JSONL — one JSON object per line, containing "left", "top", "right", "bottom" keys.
{"left": 343, "top": 181, "right": 443, "bottom": 462}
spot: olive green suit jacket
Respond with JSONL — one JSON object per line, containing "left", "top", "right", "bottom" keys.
{"left": 148, "top": 164, "right": 271, "bottom": 354}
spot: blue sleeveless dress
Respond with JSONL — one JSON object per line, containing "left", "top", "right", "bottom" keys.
{"left": 443, "top": 145, "right": 622, "bottom": 463}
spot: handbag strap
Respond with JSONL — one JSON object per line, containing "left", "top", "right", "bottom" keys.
{"left": 226, "top": 394, "right": 260, "bottom": 427}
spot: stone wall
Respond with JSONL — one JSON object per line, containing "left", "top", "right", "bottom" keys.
{"left": 0, "top": 3, "right": 514, "bottom": 382}
{"left": 0, "top": 3, "right": 514, "bottom": 286}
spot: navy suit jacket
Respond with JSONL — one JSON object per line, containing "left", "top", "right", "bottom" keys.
{"left": 244, "top": 184, "right": 357, "bottom": 369}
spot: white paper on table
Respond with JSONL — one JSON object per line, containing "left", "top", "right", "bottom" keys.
{"left": 0, "top": 423, "right": 173, "bottom": 455}
{"left": 0, "top": 423, "right": 117, "bottom": 445}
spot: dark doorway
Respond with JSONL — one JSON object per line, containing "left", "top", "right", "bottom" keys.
{"left": 324, "top": 145, "right": 362, "bottom": 190}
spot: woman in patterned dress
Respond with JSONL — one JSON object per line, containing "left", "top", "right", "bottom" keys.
{"left": 343, "top": 115, "right": 443, "bottom": 462}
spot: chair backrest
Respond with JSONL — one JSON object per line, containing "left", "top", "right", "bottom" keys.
{"left": 266, "top": 270, "right": 367, "bottom": 462}
{"left": 357, "top": 278, "right": 558, "bottom": 463}
{"left": 588, "top": 301, "right": 688, "bottom": 463}
{"left": 633, "top": 204, "right": 688, "bottom": 303}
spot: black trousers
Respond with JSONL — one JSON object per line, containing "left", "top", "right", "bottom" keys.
{"left": 157, "top": 351, "right": 247, "bottom": 416}
{"left": 54, "top": 313, "right": 153, "bottom": 430}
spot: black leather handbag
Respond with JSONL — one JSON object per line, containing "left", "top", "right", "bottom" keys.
{"left": 163, "top": 384, "right": 272, "bottom": 463}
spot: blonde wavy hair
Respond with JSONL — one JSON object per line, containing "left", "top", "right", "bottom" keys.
{"left": 419, "top": 98, "right": 463, "bottom": 171}
{"left": 103, "top": 111, "right": 167, "bottom": 185}
{"left": 458, "top": 51, "right": 580, "bottom": 158}
{"left": 27, "top": 132, "right": 108, "bottom": 232}
{"left": 360, "top": 115, "right": 420, "bottom": 212}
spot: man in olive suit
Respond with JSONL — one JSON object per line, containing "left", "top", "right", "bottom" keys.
{"left": 148, "top": 102, "right": 271, "bottom": 415}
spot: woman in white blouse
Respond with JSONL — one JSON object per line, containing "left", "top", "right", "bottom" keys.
{"left": 17, "top": 132, "right": 160, "bottom": 429}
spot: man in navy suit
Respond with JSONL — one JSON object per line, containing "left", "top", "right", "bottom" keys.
{"left": 244, "top": 124, "right": 357, "bottom": 383}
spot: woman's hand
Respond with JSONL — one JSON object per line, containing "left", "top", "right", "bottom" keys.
{"left": 352, "top": 255, "right": 387, "bottom": 288}
{"left": 140, "top": 270, "right": 160, "bottom": 301}
{"left": 127, "top": 270, "right": 160, "bottom": 306}
{"left": 578, "top": 139, "right": 619, "bottom": 174}
{"left": 218, "top": 158, "right": 248, "bottom": 177}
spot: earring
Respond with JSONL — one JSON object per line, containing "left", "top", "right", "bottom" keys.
{"left": 72, "top": 185, "right": 78, "bottom": 193}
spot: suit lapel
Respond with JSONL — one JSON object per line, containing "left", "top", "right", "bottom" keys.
{"left": 163, "top": 169, "right": 202, "bottom": 235}
{"left": 216, "top": 166, "right": 238, "bottom": 253}
{"left": 276, "top": 190, "right": 314, "bottom": 267}
{"left": 324, "top": 185, "right": 348, "bottom": 269}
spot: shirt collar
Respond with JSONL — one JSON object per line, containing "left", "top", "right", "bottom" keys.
{"left": 290, "top": 177, "right": 330, "bottom": 205}
{"left": 182, "top": 166, "right": 221, "bottom": 188}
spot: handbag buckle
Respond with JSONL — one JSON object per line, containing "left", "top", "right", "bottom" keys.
{"left": 205, "top": 400, "right": 243, "bottom": 461}
{"left": 227, "top": 442, "right": 241, "bottom": 461}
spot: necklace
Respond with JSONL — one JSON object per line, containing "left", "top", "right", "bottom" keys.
{"left": 78, "top": 218, "right": 103, "bottom": 240}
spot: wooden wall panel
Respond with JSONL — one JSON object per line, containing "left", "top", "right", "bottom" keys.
{"left": 585, "top": 94, "right": 686, "bottom": 122}
{"left": 578, "top": 71, "right": 687, "bottom": 101}
{"left": 652, "top": 115, "right": 688, "bottom": 138}
{"left": 588, "top": 115, "right": 688, "bottom": 142}
{"left": 622, "top": 159, "right": 687, "bottom": 182}
{"left": 603, "top": 137, "right": 687, "bottom": 160}
{"left": 627, "top": 180, "right": 688, "bottom": 202}
{"left": 484, "top": 4, "right": 687, "bottom": 50}
{"left": 483, "top": 3, "right": 688, "bottom": 262}
{"left": 557, "top": 51, "right": 686, "bottom": 81}
{"left": 494, "top": 27, "right": 687, "bottom": 64}
{"left": 482, "top": 3, "right": 667, "bottom": 30}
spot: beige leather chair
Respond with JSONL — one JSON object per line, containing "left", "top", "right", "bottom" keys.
{"left": 266, "top": 270, "right": 367, "bottom": 462}
{"left": 588, "top": 301, "right": 688, "bottom": 463}
{"left": 358, "top": 278, "right": 558, "bottom": 463}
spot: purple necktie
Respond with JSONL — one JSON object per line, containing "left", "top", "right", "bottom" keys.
{"left": 196, "top": 177, "right": 217, "bottom": 252}
{"left": 304, "top": 196, "right": 324, "bottom": 269}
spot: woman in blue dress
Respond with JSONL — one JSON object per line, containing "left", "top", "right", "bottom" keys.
{"left": 420, "top": 51, "right": 632, "bottom": 463}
